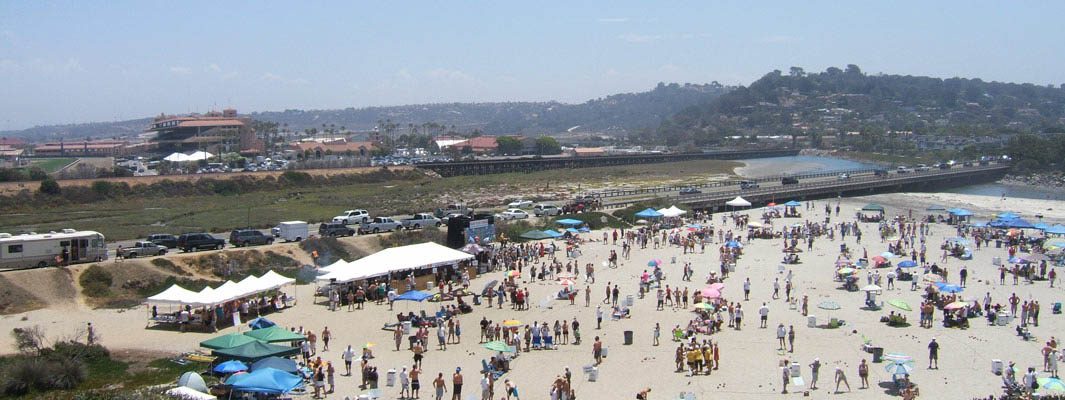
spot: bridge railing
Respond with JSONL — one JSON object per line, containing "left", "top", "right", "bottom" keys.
{"left": 588, "top": 167, "right": 880, "bottom": 199}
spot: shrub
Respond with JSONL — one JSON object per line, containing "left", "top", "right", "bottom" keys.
{"left": 79, "top": 265, "right": 113, "bottom": 297}
{"left": 2, "top": 358, "right": 47, "bottom": 395}
{"left": 378, "top": 227, "right": 447, "bottom": 248}
{"left": 38, "top": 178, "right": 61, "bottom": 195}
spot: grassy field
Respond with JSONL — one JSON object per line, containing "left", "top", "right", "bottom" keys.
{"left": 27, "top": 158, "right": 77, "bottom": 173}
{"left": 0, "top": 159, "right": 740, "bottom": 241}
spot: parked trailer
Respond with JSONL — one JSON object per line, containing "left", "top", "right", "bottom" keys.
{"left": 0, "top": 229, "right": 108, "bottom": 269}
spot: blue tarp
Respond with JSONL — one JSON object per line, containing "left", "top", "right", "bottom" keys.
{"left": 784, "top": 200, "right": 802, "bottom": 207}
{"left": 935, "top": 283, "right": 964, "bottom": 293}
{"left": 1034, "top": 222, "right": 1050, "bottom": 231}
{"left": 250, "top": 356, "right": 299, "bottom": 374}
{"left": 555, "top": 219, "right": 583, "bottom": 226}
{"left": 225, "top": 367, "right": 303, "bottom": 394}
{"left": 578, "top": 227, "right": 590, "bottom": 233}
{"left": 634, "top": 208, "right": 663, "bottom": 218}
{"left": 394, "top": 290, "right": 432, "bottom": 302}
{"left": 247, "top": 317, "right": 276, "bottom": 330}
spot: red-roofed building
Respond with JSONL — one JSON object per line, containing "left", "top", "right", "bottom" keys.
{"left": 438, "top": 136, "right": 499, "bottom": 154}
{"left": 0, "top": 137, "right": 26, "bottom": 148}
{"left": 145, "top": 108, "right": 263, "bottom": 154}
{"left": 32, "top": 140, "right": 129, "bottom": 157}
{"left": 291, "top": 140, "right": 378, "bottom": 158}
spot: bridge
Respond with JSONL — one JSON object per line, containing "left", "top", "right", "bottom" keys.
{"left": 415, "top": 148, "right": 799, "bottom": 177}
{"left": 599, "top": 163, "right": 1010, "bottom": 210}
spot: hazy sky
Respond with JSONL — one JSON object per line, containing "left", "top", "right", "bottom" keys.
{"left": 2, "top": 1, "right": 1063, "bottom": 130}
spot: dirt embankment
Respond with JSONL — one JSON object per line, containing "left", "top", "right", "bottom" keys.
{"left": 0, "top": 165, "right": 414, "bottom": 195}
{"left": 0, "top": 234, "right": 383, "bottom": 314}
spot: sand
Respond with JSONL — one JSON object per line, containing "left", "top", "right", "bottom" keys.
{"left": 1, "top": 190, "right": 1062, "bottom": 399}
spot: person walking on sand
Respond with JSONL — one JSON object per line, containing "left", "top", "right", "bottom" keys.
{"left": 928, "top": 337, "right": 939, "bottom": 369}
{"left": 593, "top": 336, "right": 603, "bottom": 365}
{"left": 782, "top": 365, "right": 790, "bottom": 393}
{"left": 759, "top": 303, "right": 770, "bottom": 328}
{"left": 858, "top": 359, "right": 869, "bottom": 389}
{"left": 433, "top": 372, "right": 447, "bottom": 400}
{"left": 596, "top": 305, "right": 603, "bottom": 329}
{"left": 603, "top": 283, "right": 611, "bottom": 304}
{"left": 653, "top": 323, "right": 661, "bottom": 346}
{"left": 787, "top": 325, "right": 795, "bottom": 353}
{"left": 452, "top": 368, "right": 463, "bottom": 400}
{"left": 584, "top": 286, "right": 590, "bottom": 307}
{"left": 809, "top": 358, "right": 821, "bottom": 389}
{"left": 342, "top": 345, "right": 355, "bottom": 376}
{"left": 834, "top": 367, "right": 851, "bottom": 392}
{"left": 776, "top": 324, "right": 787, "bottom": 350}
{"left": 743, "top": 278, "right": 751, "bottom": 301}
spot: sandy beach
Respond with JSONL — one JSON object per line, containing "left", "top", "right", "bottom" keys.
{"left": 1, "top": 189, "right": 1063, "bottom": 399}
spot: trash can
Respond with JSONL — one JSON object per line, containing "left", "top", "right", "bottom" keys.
{"left": 790, "top": 362, "right": 801, "bottom": 377}
{"left": 625, "top": 295, "right": 634, "bottom": 307}
{"left": 996, "top": 240, "right": 1002, "bottom": 248}
{"left": 807, "top": 315, "right": 817, "bottom": 328}
{"left": 386, "top": 369, "right": 396, "bottom": 387}
{"left": 992, "top": 359, "right": 1004, "bottom": 375}
{"left": 872, "top": 347, "right": 884, "bottom": 363}
{"left": 588, "top": 367, "right": 599, "bottom": 382}
{"left": 623, "top": 330, "right": 633, "bottom": 345}
{"left": 402, "top": 321, "right": 412, "bottom": 335}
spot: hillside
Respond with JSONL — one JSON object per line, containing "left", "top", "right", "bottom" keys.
{"left": 654, "top": 65, "right": 1065, "bottom": 147}
{"left": 0, "top": 83, "right": 729, "bottom": 142}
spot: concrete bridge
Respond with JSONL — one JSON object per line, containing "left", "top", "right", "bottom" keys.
{"left": 600, "top": 163, "right": 1010, "bottom": 210}
{"left": 415, "top": 148, "right": 800, "bottom": 177}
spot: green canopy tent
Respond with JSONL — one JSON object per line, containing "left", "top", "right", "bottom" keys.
{"left": 861, "top": 203, "right": 885, "bottom": 213}
{"left": 519, "top": 230, "right": 552, "bottom": 240}
{"left": 200, "top": 333, "right": 262, "bottom": 350}
{"left": 211, "top": 341, "right": 300, "bottom": 362}
{"left": 244, "top": 326, "right": 307, "bottom": 343}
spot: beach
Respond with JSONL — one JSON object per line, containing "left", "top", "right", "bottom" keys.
{"left": 1, "top": 190, "right": 1063, "bottom": 399}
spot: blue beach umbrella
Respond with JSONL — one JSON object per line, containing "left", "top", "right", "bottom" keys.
{"left": 897, "top": 260, "right": 918, "bottom": 268}
{"left": 214, "top": 360, "right": 249, "bottom": 374}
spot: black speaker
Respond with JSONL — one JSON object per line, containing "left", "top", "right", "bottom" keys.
{"left": 446, "top": 216, "right": 470, "bottom": 249}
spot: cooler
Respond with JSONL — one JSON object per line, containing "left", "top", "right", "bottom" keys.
{"left": 601, "top": 347, "right": 609, "bottom": 358}
{"left": 992, "top": 359, "right": 1004, "bottom": 375}
{"left": 386, "top": 369, "right": 396, "bottom": 387}
{"left": 402, "top": 321, "right": 412, "bottom": 335}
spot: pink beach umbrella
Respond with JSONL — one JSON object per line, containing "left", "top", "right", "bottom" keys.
{"left": 700, "top": 288, "right": 722, "bottom": 299}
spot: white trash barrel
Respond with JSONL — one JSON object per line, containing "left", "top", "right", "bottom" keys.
{"left": 588, "top": 367, "right": 599, "bottom": 382}
{"left": 625, "top": 295, "right": 634, "bottom": 307}
{"left": 807, "top": 315, "right": 817, "bottom": 328}
{"left": 402, "top": 321, "right": 412, "bottom": 335}
{"left": 992, "top": 359, "right": 1004, "bottom": 375}
{"left": 386, "top": 369, "right": 396, "bottom": 387}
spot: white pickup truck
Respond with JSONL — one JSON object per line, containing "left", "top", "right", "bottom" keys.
{"left": 332, "top": 209, "right": 371, "bottom": 225}
{"left": 358, "top": 217, "right": 402, "bottom": 234}
{"left": 401, "top": 213, "right": 442, "bottom": 229}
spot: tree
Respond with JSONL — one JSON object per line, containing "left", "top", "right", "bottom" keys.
{"left": 496, "top": 136, "right": 524, "bottom": 155}
{"left": 789, "top": 66, "right": 805, "bottom": 77}
{"left": 39, "top": 178, "right": 61, "bottom": 195}
{"left": 534, "top": 136, "right": 562, "bottom": 155}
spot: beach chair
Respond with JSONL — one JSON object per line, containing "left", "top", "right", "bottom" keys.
{"left": 531, "top": 335, "right": 542, "bottom": 349}
{"left": 544, "top": 335, "right": 555, "bottom": 349}
{"left": 481, "top": 359, "right": 505, "bottom": 379}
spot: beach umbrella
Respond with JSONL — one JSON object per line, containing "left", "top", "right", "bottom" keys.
{"left": 502, "top": 320, "right": 523, "bottom": 328}
{"left": 507, "top": 270, "right": 521, "bottom": 278}
{"left": 766, "top": 202, "right": 777, "bottom": 207}
{"left": 897, "top": 260, "right": 918, "bottom": 268}
{"left": 943, "top": 301, "right": 968, "bottom": 310}
{"left": 707, "top": 282, "right": 725, "bottom": 291}
{"left": 213, "top": 360, "right": 249, "bottom": 374}
{"left": 837, "top": 268, "right": 856, "bottom": 275}
{"left": 700, "top": 288, "right": 722, "bottom": 299}
{"left": 394, "top": 290, "right": 433, "bottom": 302}
{"left": 871, "top": 256, "right": 887, "bottom": 265}
{"left": 861, "top": 285, "right": 882, "bottom": 292}
{"left": 880, "top": 251, "right": 896, "bottom": 258}
{"left": 817, "top": 300, "right": 841, "bottom": 310}
{"left": 481, "top": 280, "right": 499, "bottom": 295}
{"left": 883, "top": 353, "right": 912, "bottom": 362}
{"left": 887, "top": 299, "right": 912, "bottom": 311}
{"left": 936, "top": 283, "right": 964, "bottom": 293}
{"left": 1039, "top": 377, "right": 1065, "bottom": 394}
{"left": 482, "top": 340, "right": 516, "bottom": 353}
{"left": 784, "top": 200, "right": 802, "bottom": 207}
{"left": 647, "top": 259, "right": 662, "bottom": 267}
{"left": 558, "top": 278, "right": 576, "bottom": 287}
{"left": 922, "top": 274, "right": 944, "bottom": 283}
{"left": 884, "top": 361, "right": 915, "bottom": 375}
{"left": 693, "top": 302, "right": 716, "bottom": 311}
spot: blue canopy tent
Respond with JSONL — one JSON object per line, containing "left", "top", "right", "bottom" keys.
{"left": 247, "top": 317, "right": 276, "bottom": 330}
{"left": 634, "top": 208, "right": 664, "bottom": 218}
{"left": 1046, "top": 225, "right": 1065, "bottom": 235}
{"left": 1034, "top": 222, "right": 1050, "bottom": 231}
{"left": 225, "top": 367, "right": 303, "bottom": 395}
{"left": 555, "top": 219, "right": 583, "bottom": 227}
{"left": 394, "top": 290, "right": 432, "bottom": 302}
{"left": 250, "top": 356, "right": 299, "bottom": 374}
{"left": 997, "top": 212, "right": 1020, "bottom": 220}
{"left": 1006, "top": 218, "right": 1035, "bottom": 229}
{"left": 897, "top": 260, "right": 918, "bottom": 268}
{"left": 948, "top": 208, "right": 974, "bottom": 217}
{"left": 565, "top": 228, "right": 580, "bottom": 234}
{"left": 784, "top": 200, "right": 802, "bottom": 207}
{"left": 543, "top": 230, "right": 563, "bottom": 238}
{"left": 213, "top": 360, "right": 249, "bottom": 374}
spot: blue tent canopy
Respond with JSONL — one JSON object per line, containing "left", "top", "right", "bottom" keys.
{"left": 949, "top": 208, "right": 974, "bottom": 217}
{"left": 897, "top": 260, "right": 918, "bottom": 268}
{"left": 784, "top": 200, "right": 802, "bottom": 207}
{"left": 250, "top": 356, "right": 299, "bottom": 374}
{"left": 634, "top": 208, "right": 664, "bottom": 218}
{"left": 565, "top": 228, "right": 580, "bottom": 234}
{"left": 394, "top": 290, "right": 432, "bottom": 302}
{"left": 997, "top": 212, "right": 1020, "bottom": 220}
{"left": 1006, "top": 218, "right": 1035, "bottom": 229}
{"left": 1033, "top": 222, "right": 1050, "bottom": 230}
{"left": 247, "top": 317, "right": 276, "bottom": 330}
{"left": 225, "top": 367, "right": 303, "bottom": 394}
{"left": 543, "top": 230, "right": 563, "bottom": 238}
{"left": 555, "top": 219, "right": 583, "bottom": 226}
{"left": 1046, "top": 225, "right": 1065, "bottom": 235}
{"left": 214, "top": 360, "right": 249, "bottom": 374}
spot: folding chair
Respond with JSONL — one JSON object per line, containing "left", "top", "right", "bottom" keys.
{"left": 531, "top": 335, "right": 542, "bottom": 349}
{"left": 544, "top": 335, "right": 555, "bottom": 349}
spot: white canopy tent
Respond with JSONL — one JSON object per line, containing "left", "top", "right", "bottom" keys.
{"left": 726, "top": 196, "right": 752, "bottom": 207}
{"left": 146, "top": 271, "right": 296, "bottom": 307}
{"left": 163, "top": 151, "right": 215, "bottom": 162}
{"left": 657, "top": 205, "right": 687, "bottom": 218}
{"left": 317, "top": 242, "right": 475, "bottom": 284}
{"left": 318, "top": 259, "right": 351, "bottom": 274}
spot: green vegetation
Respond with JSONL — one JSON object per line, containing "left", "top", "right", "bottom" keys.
{"left": 29, "top": 158, "right": 76, "bottom": 174}
{"left": 534, "top": 136, "right": 562, "bottom": 155}
{"left": 78, "top": 265, "right": 113, "bottom": 298}
{"left": 0, "top": 159, "right": 739, "bottom": 241}
{"left": 378, "top": 227, "right": 447, "bottom": 248}
{"left": 1005, "top": 133, "right": 1065, "bottom": 173}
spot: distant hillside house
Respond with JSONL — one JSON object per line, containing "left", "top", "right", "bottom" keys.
{"left": 32, "top": 140, "right": 129, "bottom": 157}
{"left": 0, "top": 145, "right": 24, "bottom": 167}
{"left": 291, "top": 140, "right": 377, "bottom": 158}
{"left": 145, "top": 108, "right": 264, "bottom": 155}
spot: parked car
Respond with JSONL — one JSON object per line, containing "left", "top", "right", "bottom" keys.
{"left": 401, "top": 213, "right": 442, "bottom": 229}
{"left": 837, "top": 173, "right": 851, "bottom": 180}
{"left": 229, "top": 229, "right": 274, "bottom": 247}
{"left": 739, "top": 180, "right": 760, "bottom": 190}
{"left": 147, "top": 233, "right": 179, "bottom": 249}
{"left": 435, "top": 204, "right": 473, "bottom": 219}
{"left": 962, "top": 161, "right": 974, "bottom": 167}
{"left": 533, "top": 204, "right": 561, "bottom": 217}
{"left": 440, "top": 212, "right": 467, "bottom": 225}
{"left": 937, "top": 162, "right": 952, "bottom": 170}
{"left": 498, "top": 208, "right": 530, "bottom": 220}
{"left": 272, "top": 221, "right": 308, "bottom": 242}
{"left": 679, "top": 187, "right": 702, "bottom": 195}
{"left": 781, "top": 177, "right": 799, "bottom": 185}
{"left": 318, "top": 222, "right": 356, "bottom": 237}
{"left": 874, "top": 169, "right": 889, "bottom": 177}
{"left": 915, "top": 164, "right": 930, "bottom": 172}
{"left": 896, "top": 166, "right": 911, "bottom": 174}
{"left": 358, "top": 217, "right": 402, "bottom": 234}
{"left": 177, "top": 233, "right": 225, "bottom": 252}
{"left": 507, "top": 199, "right": 533, "bottom": 208}
{"left": 332, "top": 209, "right": 371, "bottom": 225}
{"left": 118, "top": 241, "right": 167, "bottom": 258}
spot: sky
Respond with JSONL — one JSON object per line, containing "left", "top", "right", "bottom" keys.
{"left": 2, "top": 1, "right": 1064, "bottom": 131}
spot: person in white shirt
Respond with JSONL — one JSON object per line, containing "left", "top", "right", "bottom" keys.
{"left": 342, "top": 345, "right": 356, "bottom": 376}
{"left": 400, "top": 366, "right": 411, "bottom": 398}
{"left": 759, "top": 303, "right": 770, "bottom": 328}
{"left": 776, "top": 324, "right": 787, "bottom": 349}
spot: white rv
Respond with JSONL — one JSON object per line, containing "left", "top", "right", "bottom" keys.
{"left": 0, "top": 229, "right": 108, "bottom": 269}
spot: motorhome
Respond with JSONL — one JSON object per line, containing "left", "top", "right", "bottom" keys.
{"left": 0, "top": 229, "right": 108, "bottom": 269}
